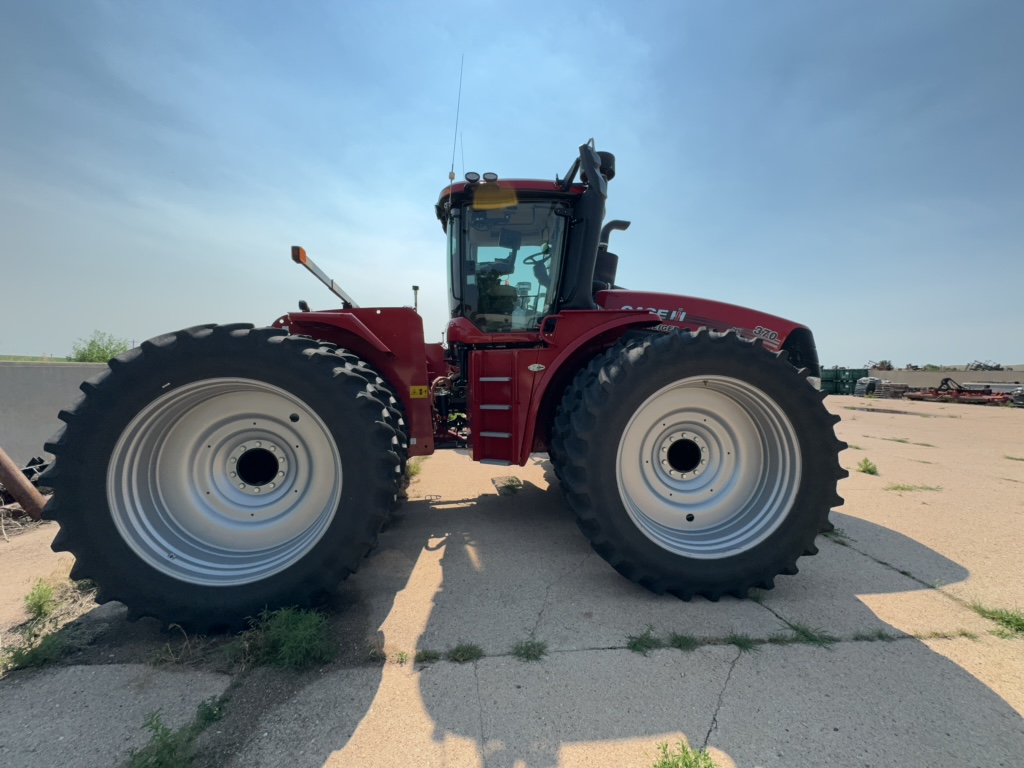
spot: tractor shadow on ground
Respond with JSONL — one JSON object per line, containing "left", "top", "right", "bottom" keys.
{"left": 230, "top": 457, "right": 1023, "bottom": 768}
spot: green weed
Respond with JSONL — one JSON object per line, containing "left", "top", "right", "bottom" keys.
{"left": 857, "top": 458, "right": 879, "bottom": 475}
{"left": 914, "top": 629, "right": 979, "bottom": 640}
{"left": 126, "top": 711, "right": 191, "bottom": 768}
{"left": 972, "top": 603, "right": 1024, "bottom": 637}
{"left": 446, "top": 643, "right": 485, "bottom": 663}
{"left": 5, "top": 632, "right": 68, "bottom": 670}
{"left": 884, "top": 484, "right": 942, "bottom": 492}
{"left": 727, "top": 633, "right": 757, "bottom": 652}
{"left": 787, "top": 623, "right": 838, "bottom": 647}
{"left": 238, "top": 607, "right": 334, "bottom": 670}
{"left": 405, "top": 458, "right": 424, "bottom": 479}
{"left": 126, "top": 696, "right": 225, "bottom": 768}
{"left": 852, "top": 629, "right": 899, "bottom": 642}
{"left": 415, "top": 649, "right": 441, "bottom": 664}
{"left": 667, "top": 633, "right": 700, "bottom": 652}
{"left": 627, "top": 625, "right": 664, "bottom": 656}
{"left": 511, "top": 639, "right": 547, "bottom": 662}
{"left": 651, "top": 739, "right": 717, "bottom": 768}
{"left": 24, "top": 580, "right": 57, "bottom": 621}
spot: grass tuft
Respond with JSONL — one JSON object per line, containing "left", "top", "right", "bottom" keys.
{"left": 884, "top": 484, "right": 943, "bottom": 492}
{"left": 126, "top": 696, "right": 225, "bottom": 768}
{"left": 852, "top": 629, "right": 899, "bottom": 642}
{"left": 727, "top": 633, "right": 757, "bottom": 652}
{"left": 914, "top": 629, "right": 979, "bottom": 640}
{"left": 788, "top": 623, "right": 838, "bottom": 647}
{"left": 446, "top": 643, "right": 485, "bottom": 663}
{"left": 24, "top": 580, "right": 58, "bottom": 621}
{"left": 857, "top": 458, "right": 879, "bottom": 475}
{"left": 972, "top": 603, "right": 1024, "bottom": 637}
{"left": 651, "top": 739, "right": 717, "bottom": 768}
{"left": 627, "top": 625, "right": 664, "bottom": 656}
{"left": 415, "top": 649, "right": 441, "bottom": 664}
{"left": 238, "top": 607, "right": 334, "bottom": 670}
{"left": 5, "top": 632, "right": 68, "bottom": 670}
{"left": 404, "top": 458, "right": 424, "bottom": 479}
{"left": 510, "top": 639, "right": 547, "bottom": 662}
{"left": 126, "top": 711, "right": 191, "bottom": 768}
{"left": 667, "top": 633, "right": 701, "bottom": 652}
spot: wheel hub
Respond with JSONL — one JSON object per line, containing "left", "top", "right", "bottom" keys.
{"left": 107, "top": 378, "right": 342, "bottom": 586}
{"left": 616, "top": 375, "right": 801, "bottom": 559}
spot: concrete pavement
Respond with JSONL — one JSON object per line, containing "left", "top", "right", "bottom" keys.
{"left": 1, "top": 395, "right": 1022, "bottom": 767}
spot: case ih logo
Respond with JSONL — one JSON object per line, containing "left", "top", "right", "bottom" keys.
{"left": 621, "top": 305, "right": 687, "bottom": 322}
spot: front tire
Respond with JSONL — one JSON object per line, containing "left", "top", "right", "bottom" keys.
{"left": 42, "top": 325, "right": 400, "bottom": 630}
{"left": 551, "top": 329, "right": 846, "bottom": 599}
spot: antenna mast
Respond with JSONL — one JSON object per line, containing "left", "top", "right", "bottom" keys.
{"left": 449, "top": 54, "right": 464, "bottom": 185}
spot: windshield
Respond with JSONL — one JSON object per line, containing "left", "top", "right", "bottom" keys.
{"left": 449, "top": 199, "right": 568, "bottom": 333}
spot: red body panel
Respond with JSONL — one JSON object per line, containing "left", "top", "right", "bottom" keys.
{"left": 596, "top": 290, "right": 807, "bottom": 351}
{"left": 273, "top": 293, "right": 809, "bottom": 466}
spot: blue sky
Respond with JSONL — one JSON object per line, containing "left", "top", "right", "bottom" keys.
{"left": 1, "top": 1, "right": 1021, "bottom": 367}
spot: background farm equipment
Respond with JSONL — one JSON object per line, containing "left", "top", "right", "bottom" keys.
{"left": 904, "top": 378, "right": 1011, "bottom": 405}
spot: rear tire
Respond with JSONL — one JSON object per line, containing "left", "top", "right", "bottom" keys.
{"left": 42, "top": 325, "right": 400, "bottom": 631}
{"left": 551, "top": 328, "right": 846, "bottom": 599}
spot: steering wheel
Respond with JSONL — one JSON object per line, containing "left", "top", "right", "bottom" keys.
{"left": 523, "top": 247, "right": 551, "bottom": 265}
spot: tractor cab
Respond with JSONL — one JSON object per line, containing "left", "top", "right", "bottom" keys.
{"left": 437, "top": 141, "right": 617, "bottom": 335}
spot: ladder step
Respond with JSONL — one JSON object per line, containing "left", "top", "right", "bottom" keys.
{"left": 479, "top": 376, "right": 511, "bottom": 382}
{"left": 479, "top": 431, "right": 511, "bottom": 438}
{"left": 480, "top": 459, "right": 512, "bottom": 466}
{"left": 480, "top": 404, "right": 511, "bottom": 411}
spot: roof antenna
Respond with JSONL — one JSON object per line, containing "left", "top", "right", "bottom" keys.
{"left": 449, "top": 55, "right": 464, "bottom": 181}
{"left": 447, "top": 54, "right": 464, "bottom": 215}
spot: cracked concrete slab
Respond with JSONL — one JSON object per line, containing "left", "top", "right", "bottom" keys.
{"left": 3, "top": 397, "right": 1023, "bottom": 767}
{"left": 0, "top": 664, "right": 230, "bottom": 768}
{"left": 830, "top": 396, "right": 1024, "bottom": 609}
{"left": 234, "top": 661, "right": 483, "bottom": 768}
{"left": 757, "top": 536, "right": 995, "bottom": 639}
{"left": 237, "top": 647, "right": 735, "bottom": 768}
{"left": 707, "top": 641, "right": 1024, "bottom": 768}
{"left": 475, "top": 648, "right": 734, "bottom": 768}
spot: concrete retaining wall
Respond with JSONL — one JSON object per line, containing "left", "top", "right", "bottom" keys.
{"left": 0, "top": 362, "right": 107, "bottom": 465}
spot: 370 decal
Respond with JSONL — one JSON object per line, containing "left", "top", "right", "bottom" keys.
{"left": 753, "top": 325, "right": 779, "bottom": 342}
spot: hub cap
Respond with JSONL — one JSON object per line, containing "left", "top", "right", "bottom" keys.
{"left": 107, "top": 378, "right": 342, "bottom": 586}
{"left": 616, "top": 375, "right": 801, "bottom": 559}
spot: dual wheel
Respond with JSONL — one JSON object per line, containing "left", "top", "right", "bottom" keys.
{"left": 43, "top": 325, "right": 405, "bottom": 631}
{"left": 551, "top": 329, "right": 846, "bottom": 599}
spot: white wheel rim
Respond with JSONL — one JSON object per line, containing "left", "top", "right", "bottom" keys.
{"left": 107, "top": 378, "right": 342, "bottom": 586}
{"left": 616, "top": 375, "right": 801, "bottom": 558}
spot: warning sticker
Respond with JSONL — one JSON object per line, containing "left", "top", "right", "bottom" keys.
{"left": 409, "top": 386, "right": 429, "bottom": 399}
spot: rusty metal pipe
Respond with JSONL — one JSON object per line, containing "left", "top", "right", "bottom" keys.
{"left": 0, "top": 445, "right": 46, "bottom": 521}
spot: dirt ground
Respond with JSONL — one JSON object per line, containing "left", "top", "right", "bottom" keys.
{"left": 1, "top": 394, "right": 1022, "bottom": 767}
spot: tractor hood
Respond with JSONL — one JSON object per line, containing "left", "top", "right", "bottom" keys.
{"left": 595, "top": 289, "right": 819, "bottom": 374}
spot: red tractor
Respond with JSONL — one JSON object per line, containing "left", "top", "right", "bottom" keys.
{"left": 42, "top": 141, "right": 846, "bottom": 630}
